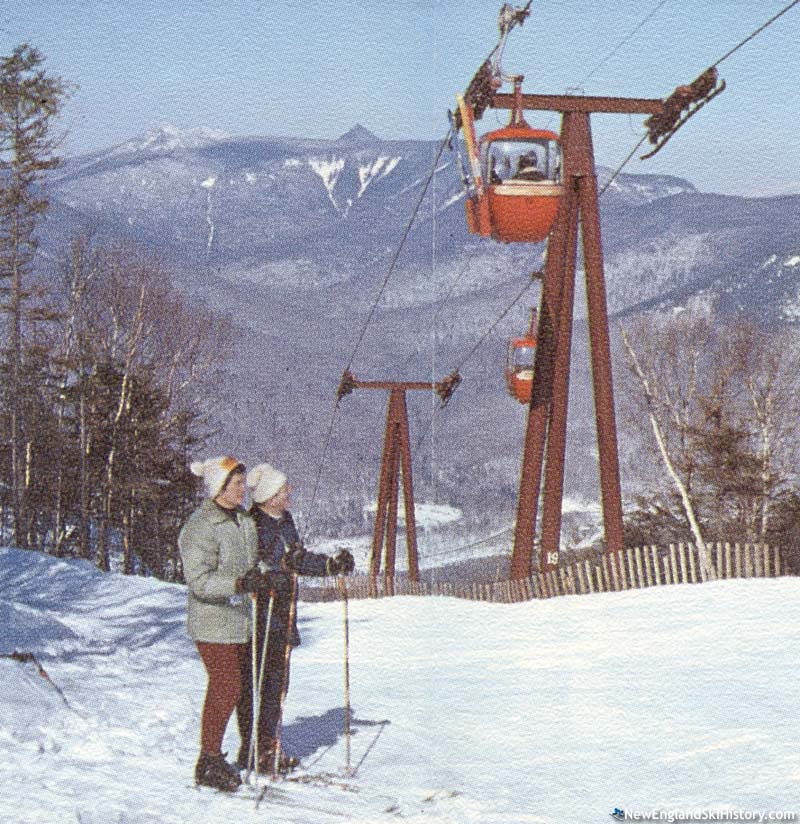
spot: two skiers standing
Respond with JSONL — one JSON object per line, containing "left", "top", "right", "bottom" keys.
{"left": 178, "top": 456, "right": 354, "bottom": 792}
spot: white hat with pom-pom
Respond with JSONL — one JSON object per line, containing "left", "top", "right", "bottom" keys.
{"left": 190, "top": 456, "right": 244, "bottom": 499}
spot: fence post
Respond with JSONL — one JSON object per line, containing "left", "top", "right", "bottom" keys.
{"left": 538, "top": 572, "right": 547, "bottom": 598}
{"left": 687, "top": 542, "right": 697, "bottom": 584}
{"left": 722, "top": 542, "right": 731, "bottom": 579}
{"left": 650, "top": 546, "right": 661, "bottom": 586}
{"left": 667, "top": 544, "right": 678, "bottom": 585}
{"left": 598, "top": 555, "right": 609, "bottom": 592}
{"left": 678, "top": 543, "right": 688, "bottom": 584}
{"left": 549, "top": 570, "right": 559, "bottom": 597}
{"left": 583, "top": 560, "right": 594, "bottom": 594}
{"left": 576, "top": 562, "right": 586, "bottom": 594}
{"left": 625, "top": 548, "right": 636, "bottom": 589}
{"left": 634, "top": 546, "right": 644, "bottom": 589}
{"left": 744, "top": 543, "right": 754, "bottom": 579}
{"left": 643, "top": 545, "right": 653, "bottom": 587}
{"left": 734, "top": 543, "right": 743, "bottom": 579}
{"left": 697, "top": 544, "right": 708, "bottom": 583}
{"left": 753, "top": 544, "right": 763, "bottom": 578}
{"left": 606, "top": 555, "right": 618, "bottom": 592}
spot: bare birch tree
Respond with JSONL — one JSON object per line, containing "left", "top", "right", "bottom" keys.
{"left": 620, "top": 315, "right": 717, "bottom": 578}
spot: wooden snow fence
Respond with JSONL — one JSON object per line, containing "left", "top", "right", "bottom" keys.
{"left": 299, "top": 542, "right": 788, "bottom": 604}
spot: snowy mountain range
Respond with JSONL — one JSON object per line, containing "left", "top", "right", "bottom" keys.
{"left": 37, "top": 124, "right": 800, "bottom": 543}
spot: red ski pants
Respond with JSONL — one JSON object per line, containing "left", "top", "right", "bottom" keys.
{"left": 196, "top": 641, "right": 248, "bottom": 754}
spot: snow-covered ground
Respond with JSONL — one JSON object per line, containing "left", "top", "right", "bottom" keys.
{"left": 1, "top": 546, "right": 799, "bottom": 823}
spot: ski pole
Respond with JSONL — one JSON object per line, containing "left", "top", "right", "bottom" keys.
{"left": 250, "top": 593, "right": 258, "bottom": 769}
{"left": 337, "top": 574, "right": 352, "bottom": 776}
{"left": 1, "top": 651, "right": 84, "bottom": 717}
{"left": 272, "top": 572, "right": 298, "bottom": 779}
{"left": 246, "top": 591, "right": 275, "bottom": 786}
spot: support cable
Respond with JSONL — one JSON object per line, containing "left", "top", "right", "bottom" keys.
{"left": 413, "top": 275, "right": 537, "bottom": 455}
{"left": 611, "top": 0, "right": 800, "bottom": 177}
{"left": 579, "top": 0, "right": 673, "bottom": 88}
{"left": 305, "top": 130, "right": 451, "bottom": 537}
{"left": 454, "top": 277, "right": 537, "bottom": 375}
{"left": 424, "top": 527, "right": 515, "bottom": 561}
{"left": 710, "top": 0, "right": 800, "bottom": 70}
{"left": 545, "top": 0, "right": 673, "bottom": 130}
{"left": 599, "top": 134, "right": 649, "bottom": 196}
{"left": 341, "top": 131, "right": 451, "bottom": 379}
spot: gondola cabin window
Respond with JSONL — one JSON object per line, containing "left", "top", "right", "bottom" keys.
{"left": 486, "top": 137, "right": 560, "bottom": 184}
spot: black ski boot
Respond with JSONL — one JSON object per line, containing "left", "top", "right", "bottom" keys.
{"left": 195, "top": 752, "right": 242, "bottom": 792}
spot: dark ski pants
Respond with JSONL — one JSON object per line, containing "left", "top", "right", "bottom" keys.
{"left": 196, "top": 641, "right": 248, "bottom": 755}
{"left": 237, "top": 623, "right": 291, "bottom": 760}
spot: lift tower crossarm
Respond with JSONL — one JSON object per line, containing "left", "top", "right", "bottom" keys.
{"left": 491, "top": 93, "right": 664, "bottom": 116}
{"left": 348, "top": 379, "right": 438, "bottom": 392}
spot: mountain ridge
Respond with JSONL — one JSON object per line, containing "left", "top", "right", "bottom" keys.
{"left": 34, "top": 124, "right": 800, "bottom": 537}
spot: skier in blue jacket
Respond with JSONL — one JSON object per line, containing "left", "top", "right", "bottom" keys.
{"left": 236, "top": 462, "right": 354, "bottom": 773}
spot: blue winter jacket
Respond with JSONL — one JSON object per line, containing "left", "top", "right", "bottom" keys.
{"left": 250, "top": 508, "right": 330, "bottom": 646}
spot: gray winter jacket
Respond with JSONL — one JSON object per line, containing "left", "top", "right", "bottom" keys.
{"left": 178, "top": 499, "right": 258, "bottom": 643}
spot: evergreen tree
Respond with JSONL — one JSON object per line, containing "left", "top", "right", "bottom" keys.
{"left": 0, "top": 44, "right": 67, "bottom": 546}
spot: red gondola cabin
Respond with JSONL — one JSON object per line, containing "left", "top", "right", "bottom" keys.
{"left": 458, "top": 94, "right": 562, "bottom": 244}
{"left": 505, "top": 310, "right": 538, "bottom": 403}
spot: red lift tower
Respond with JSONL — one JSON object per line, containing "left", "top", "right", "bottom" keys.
{"left": 492, "top": 92, "right": 667, "bottom": 579}
{"left": 338, "top": 370, "right": 460, "bottom": 592}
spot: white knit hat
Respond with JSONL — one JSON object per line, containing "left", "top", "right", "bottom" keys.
{"left": 246, "top": 463, "right": 287, "bottom": 504}
{"left": 190, "top": 456, "right": 244, "bottom": 499}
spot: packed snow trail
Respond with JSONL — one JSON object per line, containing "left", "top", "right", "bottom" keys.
{"left": 0, "top": 546, "right": 798, "bottom": 823}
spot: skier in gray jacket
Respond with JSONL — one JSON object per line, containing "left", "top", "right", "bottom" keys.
{"left": 179, "top": 456, "right": 272, "bottom": 792}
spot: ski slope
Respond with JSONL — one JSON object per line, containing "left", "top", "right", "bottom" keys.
{"left": 0, "top": 546, "right": 798, "bottom": 823}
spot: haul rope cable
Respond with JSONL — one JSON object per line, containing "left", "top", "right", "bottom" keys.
{"left": 413, "top": 274, "right": 538, "bottom": 455}
{"left": 709, "top": 0, "right": 800, "bottom": 71}
{"left": 544, "top": 0, "right": 674, "bottom": 132}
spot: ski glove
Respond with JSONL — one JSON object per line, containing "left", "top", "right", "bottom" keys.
{"left": 283, "top": 542, "right": 307, "bottom": 573}
{"left": 236, "top": 563, "right": 273, "bottom": 594}
{"left": 326, "top": 548, "right": 355, "bottom": 576}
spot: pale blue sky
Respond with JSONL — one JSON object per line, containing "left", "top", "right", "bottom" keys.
{"left": 3, "top": 1, "right": 800, "bottom": 195}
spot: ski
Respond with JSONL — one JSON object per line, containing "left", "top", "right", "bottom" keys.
{"left": 284, "top": 770, "right": 360, "bottom": 793}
